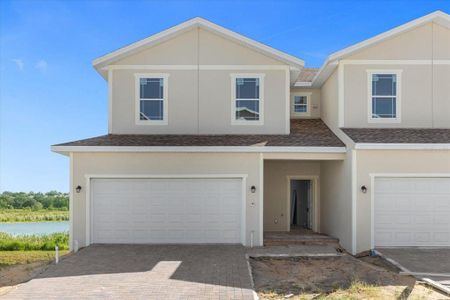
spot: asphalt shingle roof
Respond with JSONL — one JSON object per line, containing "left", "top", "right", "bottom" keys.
{"left": 342, "top": 128, "right": 450, "bottom": 143}
{"left": 296, "top": 68, "right": 319, "bottom": 83}
{"left": 55, "top": 119, "right": 345, "bottom": 148}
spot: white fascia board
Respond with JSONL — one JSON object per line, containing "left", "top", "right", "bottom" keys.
{"left": 92, "top": 17, "right": 304, "bottom": 75}
{"left": 51, "top": 145, "right": 346, "bottom": 154}
{"left": 311, "top": 10, "right": 450, "bottom": 87}
{"left": 311, "top": 60, "right": 338, "bottom": 88}
{"left": 293, "top": 81, "right": 313, "bottom": 87}
{"left": 355, "top": 143, "right": 450, "bottom": 150}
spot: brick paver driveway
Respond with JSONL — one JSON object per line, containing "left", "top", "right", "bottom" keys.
{"left": 3, "top": 245, "right": 255, "bottom": 300}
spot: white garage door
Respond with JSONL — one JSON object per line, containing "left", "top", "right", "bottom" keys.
{"left": 90, "top": 178, "right": 243, "bottom": 244}
{"left": 374, "top": 177, "right": 450, "bottom": 247}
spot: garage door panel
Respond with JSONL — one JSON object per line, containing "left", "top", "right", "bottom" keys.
{"left": 434, "top": 233, "right": 450, "bottom": 242}
{"left": 375, "top": 177, "right": 450, "bottom": 247}
{"left": 91, "top": 178, "right": 243, "bottom": 244}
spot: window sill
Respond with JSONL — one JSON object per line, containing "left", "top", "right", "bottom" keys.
{"left": 231, "top": 120, "right": 264, "bottom": 126}
{"left": 136, "top": 120, "right": 169, "bottom": 126}
{"left": 368, "top": 118, "right": 401, "bottom": 124}
{"left": 291, "top": 112, "right": 311, "bottom": 118}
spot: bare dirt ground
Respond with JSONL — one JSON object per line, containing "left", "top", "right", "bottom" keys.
{"left": 0, "top": 261, "right": 51, "bottom": 295}
{"left": 250, "top": 255, "right": 449, "bottom": 299}
{"left": 0, "top": 251, "right": 70, "bottom": 295}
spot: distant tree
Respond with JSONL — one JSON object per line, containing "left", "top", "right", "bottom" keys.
{"left": 0, "top": 192, "right": 69, "bottom": 210}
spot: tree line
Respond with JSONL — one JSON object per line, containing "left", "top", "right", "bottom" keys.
{"left": 0, "top": 191, "right": 69, "bottom": 210}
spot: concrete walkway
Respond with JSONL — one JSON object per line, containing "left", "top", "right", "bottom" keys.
{"left": 2, "top": 245, "right": 255, "bottom": 300}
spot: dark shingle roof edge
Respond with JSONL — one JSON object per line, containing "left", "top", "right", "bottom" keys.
{"left": 342, "top": 128, "right": 450, "bottom": 144}
{"left": 53, "top": 119, "right": 346, "bottom": 149}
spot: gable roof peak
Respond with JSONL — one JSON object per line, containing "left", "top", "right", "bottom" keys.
{"left": 92, "top": 16, "right": 304, "bottom": 77}
{"left": 311, "top": 10, "right": 450, "bottom": 87}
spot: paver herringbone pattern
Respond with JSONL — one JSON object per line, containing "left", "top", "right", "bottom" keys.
{"left": 3, "top": 245, "right": 255, "bottom": 300}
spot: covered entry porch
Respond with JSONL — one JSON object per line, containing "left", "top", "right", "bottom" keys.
{"left": 262, "top": 152, "right": 346, "bottom": 246}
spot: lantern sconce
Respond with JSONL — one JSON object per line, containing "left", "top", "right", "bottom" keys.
{"left": 250, "top": 186, "right": 256, "bottom": 193}
{"left": 75, "top": 185, "right": 82, "bottom": 193}
{"left": 361, "top": 185, "right": 367, "bottom": 194}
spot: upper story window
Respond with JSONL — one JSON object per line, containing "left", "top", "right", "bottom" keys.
{"left": 367, "top": 70, "right": 402, "bottom": 123}
{"left": 291, "top": 92, "right": 311, "bottom": 117}
{"left": 231, "top": 74, "right": 264, "bottom": 125}
{"left": 135, "top": 73, "right": 169, "bottom": 125}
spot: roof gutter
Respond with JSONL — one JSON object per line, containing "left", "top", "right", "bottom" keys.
{"left": 51, "top": 145, "right": 347, "bottom": 155}
{"left": 355, "top": 143, "right": 450, "bottom": 150}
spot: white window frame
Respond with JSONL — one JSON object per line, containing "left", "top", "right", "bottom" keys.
{"left": 230, "top": 73, "right": 265, "bottom": 125}
{"left": 291, "top": 92, "right": 311, "bottom": 117}
{"left": 135, "top": 73, "right": 169, "bottom": 125}
{"left": 367, "top": 70, "right": 402, "bottom": 123}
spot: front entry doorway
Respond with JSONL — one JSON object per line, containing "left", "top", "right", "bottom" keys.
{"left": 290, "top": 179, "right": 313, "bottom": 230}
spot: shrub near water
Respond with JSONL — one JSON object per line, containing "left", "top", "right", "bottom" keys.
{"left": 0, "top": 232, "right": 69, "bottom": 251}
{"left": 0, "top": 209, "right": 69, "bottom": 222}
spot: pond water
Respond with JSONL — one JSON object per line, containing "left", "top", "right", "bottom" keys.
{"left": 0, "top": 221, "right": 69, "bottom": 236}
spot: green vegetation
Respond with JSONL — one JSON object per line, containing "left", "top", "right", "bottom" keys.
{"left": 0, "top": 209, "right": 68, "bottom": 222}
{"left": 0, "top": 191, "right": 68, "bottom": 210}
{"left": 0, "top": 192, "right": 69, "bottom": 222}
{"left": 0, "top": 250, "right": 69, "bottom": 267}
{"left": 0, "top": 232, "right": 69, "bottom": 251}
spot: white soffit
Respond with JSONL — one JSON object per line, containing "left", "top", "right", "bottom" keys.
{"left": 92, "top": 17, "right": 304, "bottom": 78}
{"left": 312, "top": 10, "right": 450, "bottom": 87}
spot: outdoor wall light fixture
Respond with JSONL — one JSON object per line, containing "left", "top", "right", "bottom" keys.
{"left": 250, "top": 186, "right": 256, "bottom": 193}
{"left": 75, "top": 185, "right": 82, "bottom": 193}
{"left": 360, "top": 185, "right": 367, "bottom": 194}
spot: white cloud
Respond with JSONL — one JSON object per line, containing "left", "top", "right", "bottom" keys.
{"left": 35, "top": 59, "right": 48, "bottom": 73}
{"left": 12, "top": 58, "right": 24, "bottom": 71}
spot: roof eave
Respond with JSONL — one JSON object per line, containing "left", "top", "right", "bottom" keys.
{"left": 51, "top": 145, "right": 347, "bottom": 154}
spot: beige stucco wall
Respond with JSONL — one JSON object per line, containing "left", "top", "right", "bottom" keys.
{"left": 111, "top": 68, "right": 287, "bottom": 134}
{"left": 355, "top": 149, "right": 450, "bottom": 253}
{"left": 344, "top": 64, "right": 434, "bottom": 128}
{"left": 433, "top": 65, "right": 450, "bottom": 128}
{"left": 71, "top": 152, "right": 262, "bottom": 249}
{"left": 263, "top": 160, "right": 320, "bottom": 231}
{"left": 198, "top": 29, "right": 282, "bottom": 65}
{"left": 433, "top": 24, "right": 450, "bottom": 59}
{"left": 320, "top": 70, "right": 339, "bottom": 130}
{"left": 320, "top": 150, "right": 353, "bottom": 252}
{"left": 348, "top": 24, "right": 432, "bottom": 60}
{"left": 343, "top": 22, "right": 450, "bottom": 128}
{"left": 115, "top": 29, "right": 199, "bottom": 65}
{"left": 110, "top": 28, "right": 289, "bottom": 134}
{"left": 290, "top": 88, "right": 320, "bottom": 119}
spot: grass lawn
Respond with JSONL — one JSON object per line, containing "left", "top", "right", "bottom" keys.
{"left": 0, "top": 209, "right": 68, "bottom": 222}
{"left": 0, "top": 232, "right": 70, "bottom": 289}
{"left": 0, "top": 232, "right": 69, "bottom": 251}
{"left": 0, "top": 250, "right": 70, "bottom": 268}
{"left": 0, "top": 250, "right": 71, "bottom": 289}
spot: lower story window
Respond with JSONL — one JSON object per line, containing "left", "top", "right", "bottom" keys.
{"left": 294, "top": 95, "right": 308, "bottom": 113}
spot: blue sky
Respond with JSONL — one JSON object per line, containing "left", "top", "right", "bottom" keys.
{"left": 1, "top": 0, "right": 449, "bottom": 192}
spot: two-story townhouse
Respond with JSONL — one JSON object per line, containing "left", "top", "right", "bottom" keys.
{"left": 53, "top": 11, "right": 450, "bottom": 255}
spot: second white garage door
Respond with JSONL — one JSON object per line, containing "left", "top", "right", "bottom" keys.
{"left": 90, "top": 178, "right": 243, "bottom": 244}
{"left": 374, "top": 177, "right": 450, "bottom": 247}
